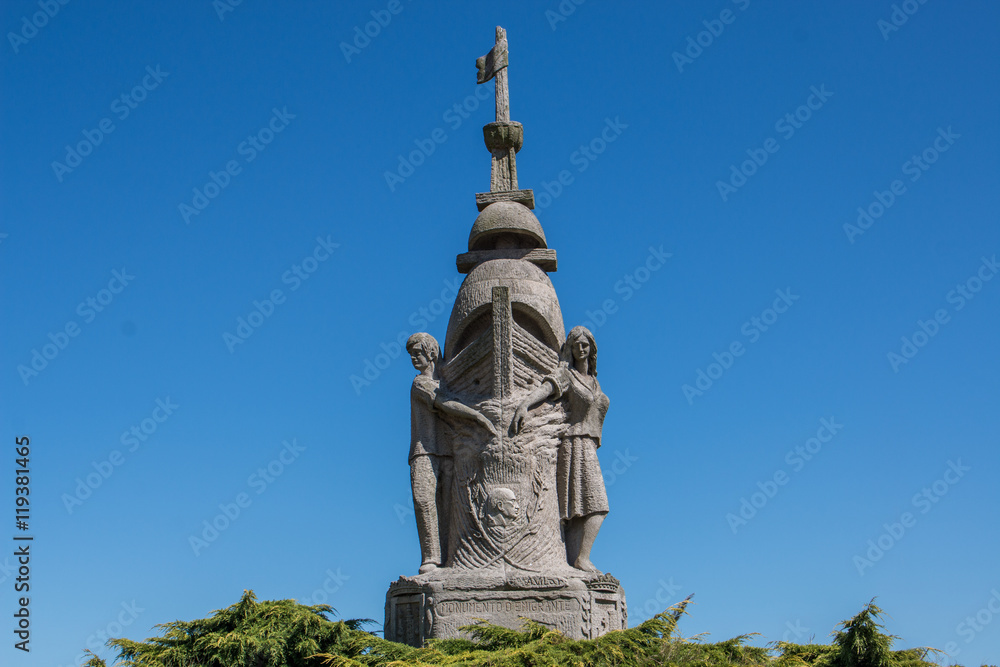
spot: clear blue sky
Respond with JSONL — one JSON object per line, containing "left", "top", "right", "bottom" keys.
{"left": 2, "top": 1, "right": 998, "bottom": 665}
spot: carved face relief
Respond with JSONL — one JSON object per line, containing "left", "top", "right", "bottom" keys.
{"left": 572, "top": 339, "right": 590, "bottom": 361}
{"left": 485, "top": 487, "right": 520, "bottom": 527}
{"left": 499, "top": 494, "right": 520, "bottom": 520}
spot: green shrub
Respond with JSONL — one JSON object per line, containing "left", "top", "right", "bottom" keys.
{"left": 82, "top": 591, "right": 952, "bottom": 667}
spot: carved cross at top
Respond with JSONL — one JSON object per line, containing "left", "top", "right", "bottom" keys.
{"left": 492, "top": 27, "right": 510, "bottom": 123}
{"left": 476, "top": 26, "right": 522, "bottom": 193}
{"left": 477, "top": 26, "right": 510, "bottom": 122}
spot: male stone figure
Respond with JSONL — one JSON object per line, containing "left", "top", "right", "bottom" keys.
{"left": 407, "top": 332, "right": 497, "bottom": 573}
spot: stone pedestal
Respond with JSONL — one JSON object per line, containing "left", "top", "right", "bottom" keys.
{"left": 385, "top": 569, "right": 627, "bottom": 646}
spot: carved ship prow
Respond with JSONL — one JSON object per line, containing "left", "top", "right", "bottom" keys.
{"left": 440, "top": 201, "right": 565, "bottom": 403}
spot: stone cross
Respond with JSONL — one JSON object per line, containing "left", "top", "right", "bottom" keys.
{"left": 477, "top": 26, "right": 522, "bottom": 193}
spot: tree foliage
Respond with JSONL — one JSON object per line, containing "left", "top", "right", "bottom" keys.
{"left": 85, "top": 591, "right": 955, "bottom": 667}
{"left": 831, "top": 599, "right": 897, "bottom": 667}
{"left": 828, "top": 600, "right": 939, "bottom": 667}
{"left": 102, "top": 589, "right": 376, "bottom": 667}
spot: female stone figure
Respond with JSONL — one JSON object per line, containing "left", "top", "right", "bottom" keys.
{"left": 512, "top": 326, "right": 609, "bottom": 572}
{"left": 408, "top": 332, "right": 497, "bottom": 573}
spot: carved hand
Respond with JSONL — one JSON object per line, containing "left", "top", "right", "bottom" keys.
{"left": 477, "top": 413, "right": 498, "bottom": 437}
{"left": 510, "top": 403, "right": 529, "bottom": 435}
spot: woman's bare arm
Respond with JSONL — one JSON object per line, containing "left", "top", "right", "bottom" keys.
{"left": 511, "top": 382, "right": 557, "bottom": 434}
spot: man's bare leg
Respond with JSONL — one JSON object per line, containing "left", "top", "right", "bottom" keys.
{"left": 410, "top": 456, "right": 440, "bottom": 573}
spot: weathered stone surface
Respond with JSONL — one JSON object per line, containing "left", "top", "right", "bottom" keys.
{"left": 483, "top": 121, "right": 524, "bottom": 153}
{"left": 387, "top": 26, "right": 625, "bottom": 646}
{"left": 444, "top": 258, "right": 565, "bottom": 359}
{"left": 475, "top": 189, "right": 535, "bottom": 211}
{"left": 456, "top": 248, "right": 557, "bottom": 274}
{"left": 385, "top": 573, "right": 626, "bottom": 645}
{"left": 468, "top": 201, "right": 547, "bottom": 251}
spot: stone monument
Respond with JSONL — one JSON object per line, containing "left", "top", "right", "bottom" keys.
{"left": 384, "top": 27, "right": 627, "bottom": 646}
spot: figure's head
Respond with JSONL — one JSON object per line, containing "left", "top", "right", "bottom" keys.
{"left": 561, "top": 325, "right": 597, "bottom": 376}
{"left": 406, "top": 332, "right": 439, "bottom": 373}
{"left": 488, "top": 487, "right": 520, "bottom": 521}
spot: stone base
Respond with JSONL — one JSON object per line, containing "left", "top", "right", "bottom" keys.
{"left": 384, "top": 569, "right": 627, "bottom": 646}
